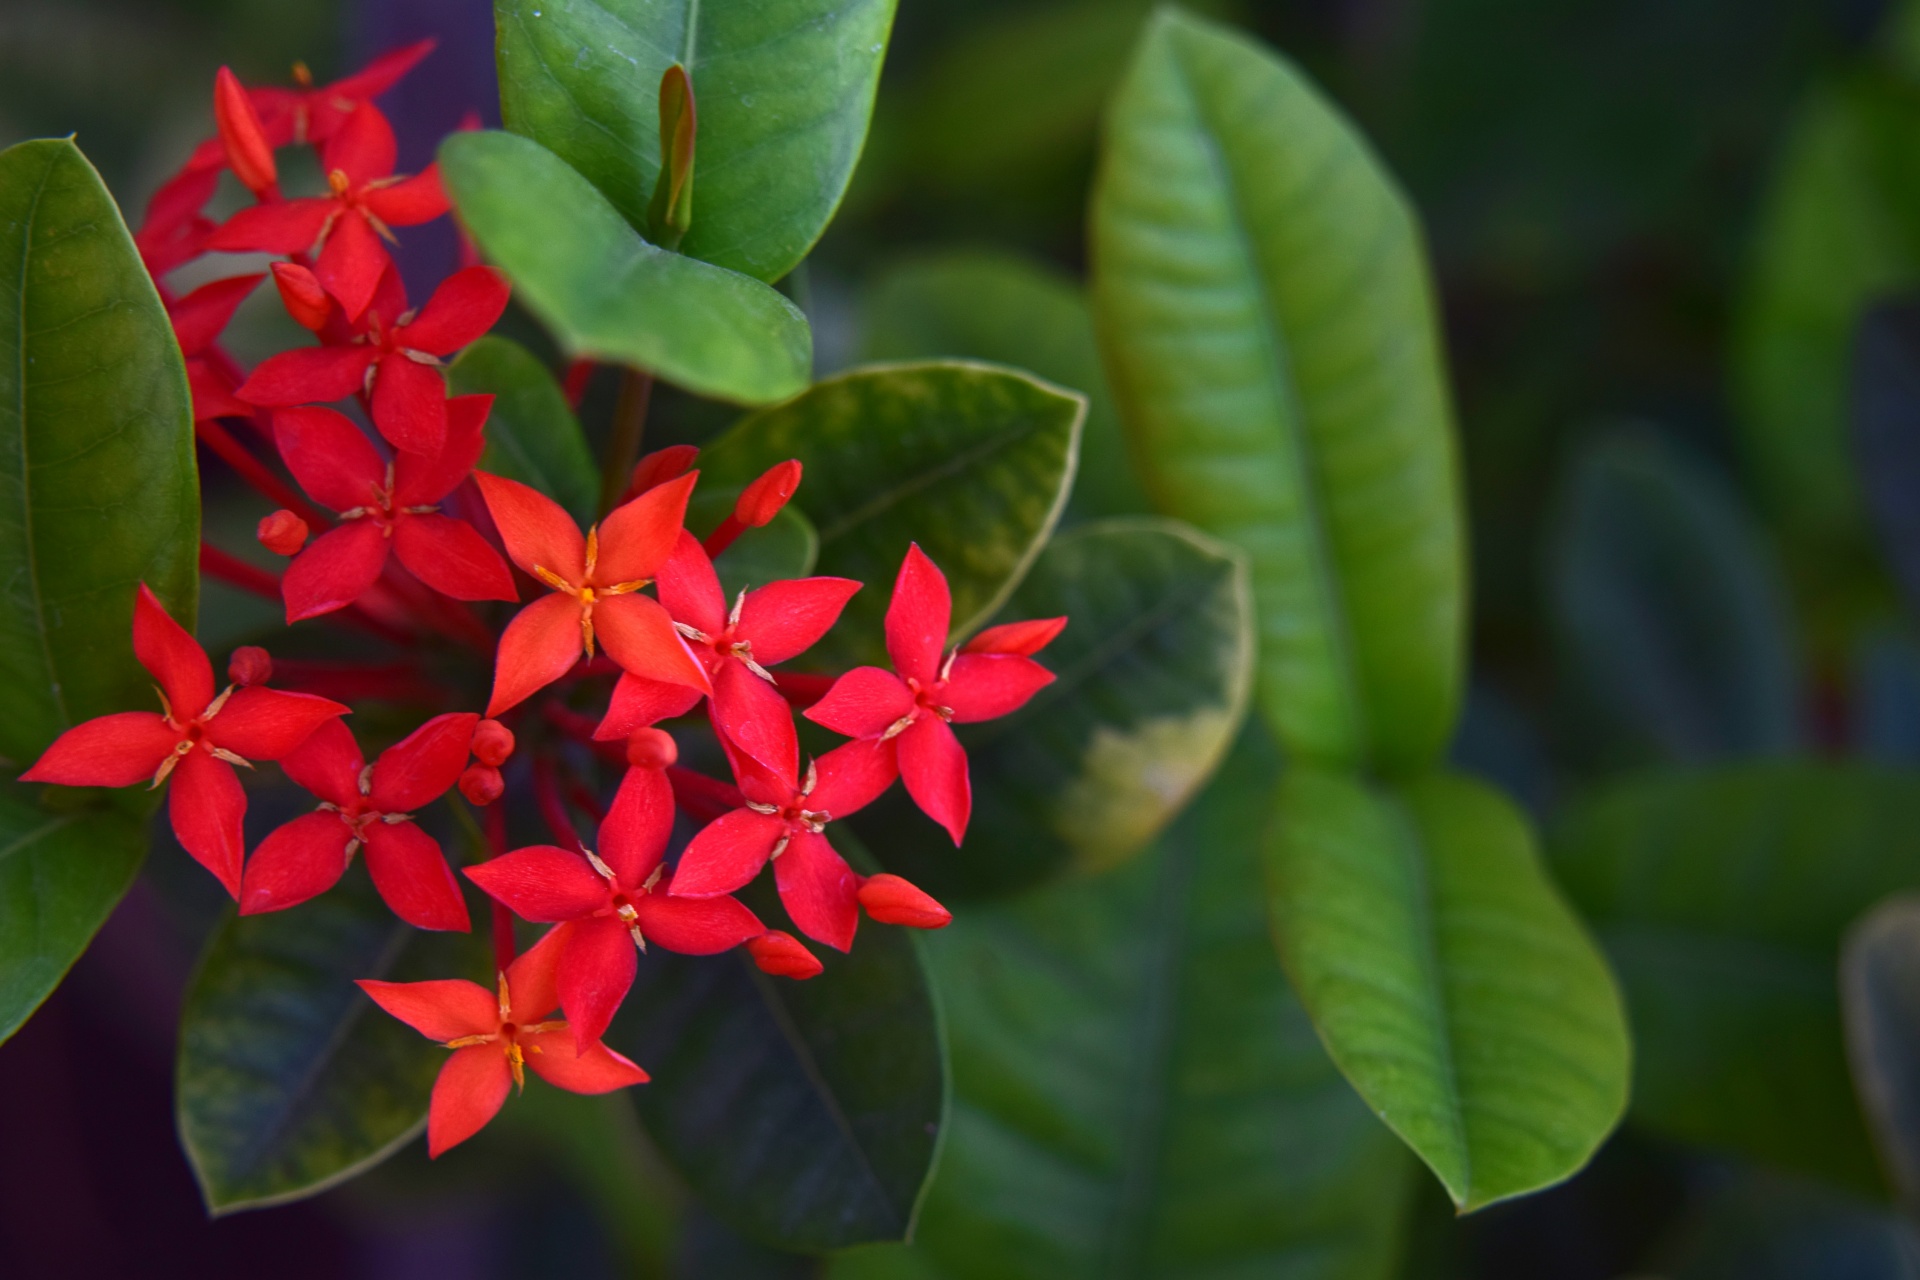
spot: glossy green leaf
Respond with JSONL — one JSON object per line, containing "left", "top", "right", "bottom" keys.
{"left": 177, "top": 869, "right": 482, "bottom": 1212}
{"left": 439, "top": 130, "right": 811, "bottom": 405}
{"left": 0, "top": 788, "right": 146, "bottom": 1045}
{"left": 694, "top": 362, "right": 1083, "bottom": 668}
{"left": 495, "top": 0, "right": 897, "bottom": 283}
{"left": 1549, "top": 764, "right": 1920, "bottom": 1194}
{"left": 860, "top": 251, "right": 1149, "bottom": 520}
{"left": 0, "top": 137, "right": 198, "bottom": 768}
{"left": 1268, "top": 769, "right": 1630, "bottom": 1212}
{"left": 853, "top": 517, "right": 1253, "bottom": 898}
{"left": 1090, "top": 9, "right": 1465, "bottom": 775}
{"left": 450, "top": 334, "right": 598, "bottom": 524}
{"left": 835, "top": 733, "right": 1414, "bottom": 1280}
{"left": 1843, "top": 895, "right": 1920, "bottom": 1212}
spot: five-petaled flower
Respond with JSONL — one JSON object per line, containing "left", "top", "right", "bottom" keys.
{"left": 359, "top": 925, "right": 648, "bottom": 1158}
{"left": 21, "top": 585, "right": 348, "bottom": 896}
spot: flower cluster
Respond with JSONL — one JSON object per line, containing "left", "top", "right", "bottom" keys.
{"left": 23, "top": 47, "right": 1065, "bottom": 1158}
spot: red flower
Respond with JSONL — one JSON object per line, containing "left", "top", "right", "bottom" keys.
{"left": 465, "top": 766, "right": 765, "bottom": 1049}
{"left": 806, "top": 545, "right": 1061, "bottom": 844}
{"left": 239, "top": 714, "right": 477, "bottom": 930}
{"left": 272, "top": 396, "right": 515, "bottom": 620}
{"left": 209, "top": 101, "right": 447, "bottom": 323}
{"left": 358, "top": 923, "right": 648, "bottom": 1159}
{"left": 671, "top": 723, "right": 899, "bottom": 952}
{"left": 240, "top": 265, "right": 509, "bottom": 457}
{"left": 136, "top": 164, "right": 221, "bottom": 278}
{"left": 167, "top": 273, "right": 263, "bottom": 423}
{"left": 476, "top": 472, "right": 710, "bottom": 717}
{"left": 20, "top": 585, "right": 348, "bottom": 896}
{"left": 250, "top": 40, "right": 438, "bottom": 148}
{"left": 597, "top": 531, "right": 859, "bottom": 766}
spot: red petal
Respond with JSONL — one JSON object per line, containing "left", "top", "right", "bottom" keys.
{"left": 594, "top": 673, "right": 703, "bottom": 741}
{"left": 170, "top": 749, "right": 246, "bottom": 898}
{"left": 134, "top": 583, "right": 213, "bottom": 718}
{"left": 655, "top": 530, "right": 726, "bottom": 637}
{"left": 522, "top": 1030, "right": 649, "bottom": 1093}
{"left": 361, "top": 166, "right": 449, "bottom": 227}
{"left": 886, "top": 544, "right": 951, "bottom": 686}
{"left": 465, "top": 845, "right": 607, "bottom": 922}
{"left": 277, "top": 717, "right": 364, "bottom": 807}
{"left": 487, "top": 593, "right": 586, "bottom": 716}
{"left": 204, "top": 686, "right": 350, "bottom": 761}
{"left": 371, "top": 712, "right": 478, "bottom": 811}
{"left": 711, "top": 661, "right": 797, "bottom": 780}
{"left": 363, "top": 821, "right": 470, "bottom": 932}
{"left": 369, "top": 352, "right": 448, "bottom": 456}
{"left": 328, "top": 39, "right": 437, "bottom": 107}
{"left": 393, "top": 515, "right": 517, "bottom": 601}
{"left": 632, "top": 890, "right": 762, "bottom": 955}
{"left": 738, "top": 578, "right": 862, "bottom": 666}
{"left": 239, "top": 811, "right": 353, "bottom": 916}
{"left": 898, "top": 716, "right": 970, "bottom": 845}
{"left": 594, "top": 594, "right": 711, "bottom": 694}
{"left": 323, "top": 102, "right": 397, "bottom": 186}
{"left": 359, "top": 977, "right": 498, "bottom": 1041}
{"left": 274, "top": 405, "right": 385, "bottom": 512}
{"left": 428, "top": 1044, "right": 512, "bottom": 1157}
{"left": 597, "top": 765, "right": 674, "bottom": 889}
{"left": 169, "top": 273, "right": 263, "bottom": 356}
{"left": 558, "top": 916, "right": 637, "bottom": 1052}
{"left": 206, "top": 198, "right": 333, "bottom": 255}
{"left": 856, "top": 874, "right": 952, "bottom": 929}
{"left": 395, "top": 266, "right": 509, "bottom": 354}
{"left": 315, "top": 209, "right": 391, "bottom": 322}
{"left": 281, "top": 520, "right": 391, "bottom": 621}
{"left": 393, "top": 394, "right": 491, "bottom": 505}
{"left": 476, "top": 472, "right": 586, "bottom": 582}
{"left": 188, "top": 359, "right": 251, "bottom": 422}
{"left": 808, "top": 736, "right": 899, "bottom": 818}
{"left": 19, "top": 712, "right": 176, "bottom": 787}
{"left": 774, "top": 831, "right": 859, "bottom": 953}
{"left": 505, "top": 922, "right": 569, "bottom": 1021}
{"left": 803, "top": 667, "right": 913, "bottom": 739}
{"left": 943, "top": 654, "right": 1055, "bottom": 723}
{"left": 964, "top": 616, "right": 1067, "bottom": 657}
{"left": 239, "top": 344, "right": 377, "bottom": 407}
{"left": 670, "top": 809, "right": 784, "bottom": 898}
{"left": 593, "top": 472, "right": 695, "bottom": 587}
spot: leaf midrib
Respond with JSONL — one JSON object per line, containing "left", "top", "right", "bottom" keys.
{"left": 811, "top": 419, "right": 1050, "bottom": 547}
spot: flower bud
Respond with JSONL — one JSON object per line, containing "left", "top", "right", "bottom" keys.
{"left": 459, "top": 764, "right": 504, "bottom": 806}
{"left": 257, "top": 509, "right": 309, "bottom": 556}
{"left": 748, "top": 931, "right": 822, "bottom": 980}
{"left": 734, "top": 459, "right": 802, "bottom": 528}
{"left": 856, "top": 874, "right": 951, "bottom": 929}
{"left": 626, "top": 444, "right": 700, "bottom": 499}
{"left": 227, "top": 646, "right": 272, "bottom": 687}
{"left": 270, "top": 263, "right": 331, "bottom": 332}
{"left": 469, "top": 718, "right": 515, "bottom": 767}
{"left": 626, "top": 726, "right": 678, "bottom": 771}
{"left": 213, "top": 67, "right": 277, "bottom": 197}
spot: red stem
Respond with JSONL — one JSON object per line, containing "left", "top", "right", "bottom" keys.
{"left": 542, "top": 703, "right": 626, "bottom": 763}
{"left": 196, "top": 418, "right": 331, "bottom": 528}
{"left": 701, "top": 514, "right": 747, "bottom": 559}
{"left": 668, "top": 765, "right": 743, "bottom": 823}
{"left": 483, "top": 802, "right": 517, "bottom": 971}
{"left": 531, "top": 753, "right": 585, "bottom": 851}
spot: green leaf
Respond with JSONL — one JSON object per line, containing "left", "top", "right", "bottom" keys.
{"left": 833, "top": 733, "right": 1415, "bottom": 1280}
{"left": 1268, "top": 768, "right": 1630, "bottom": 1212}
{"left": 0, "top": 788, "right": 146, "bottom": 1044}
{"left": 449, "top": 334, "right": 598, "bottom": 524}
{"left": 495, "top": 0, "right": 897, "bottom": 283}
{"left": 1548, "top": 764, "right": 1920, "bottom": 1194}
{"left": 1090, "top": 9, "right": 1465, "bottom": 775}
{"left": 693, "top": 362, "right": 1083, "bottom": 668}
{"left": 853, "top": 517, "right": 1254, "bottom": 898}
{"left": 604, "top": 847, "right": 947, "bottom": 1253}
{"left": 439, "top": 130, "right": 811, "bottom": 405}
{"left": 1842, "top": 895, "right": 1920, "bottom": 1212}
{"left": 0, "top": 137, "right": 199, "bottom": 768}
{"left": 177, "top": 869, "right": 481, "bottom": 1212}
{"left": 860, "top": 250, "right": 1150, "bottom": 521}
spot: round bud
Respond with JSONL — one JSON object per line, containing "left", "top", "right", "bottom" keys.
{"left": 856, "top": 874, "right": 952, "bottom": 930}
{"left": 257, "top": 509, "right": 309, "bottom": 556}
{"left": 227, "top": 645, "right": 272, "bottom": 688}
{"left": 747, "top": 931, "right": 823, "bottom": 980}
{"left": 270, "top": 262, "right": 332, "bottom": 332}
{"left": 469, "top": 718, "right": 515, "bottom": 767}
{"left": 458, "top": 764, "right": 504, "bottom": 806}
{"left": 626, "top": 726, "right": 678, "bottom": 771}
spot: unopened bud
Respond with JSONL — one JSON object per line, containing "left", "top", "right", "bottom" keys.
{"left": 963, "top": 616, "right": 1068, "bottom": 657}
{"left": 469, "top": 718, "right": 515, "bottom": 767}
{"left": 626, "top": 726, "right": 678, "bottom": 771}
{"left": 459, "top": 764, "right": 504, "bottom": 806}
{"left": 271, "top": 263, "right": 331, "bottom": 332}
{"left": 856, "top": 874, "right": 951, "bottom": 929}
{"left": 735, "top": 459, "right": 802, "bottom": 528}
{"left": 257, "top": 509, "right": 309, "bottom": 556}
{"left": 227, "top": 646, "right": 272, "bottom": 687}
{"left": 626, "top": 444, "right": 699, "bottom": 499}
{"left": 213, "top": 67, "right": 277, "bottom": 196}
{"left": 748, "top": 931, "right": 822, "bottom": 980}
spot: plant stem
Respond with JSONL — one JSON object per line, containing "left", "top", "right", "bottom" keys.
{"left": 483, "top": 801, "right": 517, "bottom": 970}
{"left": 195, "top": 419, "right": 331, "bottom": 528}
{"left": 598, "top": 369, "right": 654, "bottom": 517}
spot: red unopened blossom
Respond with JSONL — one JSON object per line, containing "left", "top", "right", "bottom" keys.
{"left": 241, "top": 265, "right": 509, "bottom": 456}
{"left": 273, "top": 395, "right": 515, "bottom": 620}
{"left": 168, "top": 273, "right": 263, "bottom": 422}
{"left": 625, "top": 726, "right": 676, "bottom": 771}
{"left": 240, "top": 715, "right": 476, "bottom": 930}
{"left": 459, "top": 764, "right": 504, "bottom": 806}
{"left": 747, "top": 930, "right": 823, "bottom": 980}
{"left": 466, "top": 767, "right": 764, "bottom": 1049}
{"left": 228, "top": 646, "right": 273, "bottom": 688}
{"left": 856, "top": 874, "right": 951, "bottom": 929}
{"left": 476, "top": 471, "right": 709, "bottom": 717}
{"left": 258, "top": 509, "right": 309, "bottom": 556}
{"left": 209, "top": 101, "right": 447, "bottom": 322}
{"left": 359, "top": 923, "right": 647, "bottom": 1158}
{"left": 271, "top": 262, "right": 333, "bottom": 332}
{"left": 213, "top": 66, "right": 278, "bottom": 197}
{"left": 469, "top": 719, "right": 515, "bottom": 767}
{"left": 21, "top": 585, "right": 348, "bottom": 896}
{"left": 806, "top": 544, "right": 1061, "bottom": 844}
{"left": 702, "top": 459, "right": 803, "bottom": 557}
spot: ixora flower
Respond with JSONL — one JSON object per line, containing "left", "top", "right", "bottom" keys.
{"left": 272, "top": 395, "right": 515, "bottom": 619}
{"left": 807, "top": 544, "right": 1063, "bottom": 844}
{"left": 240, "top": 714, "right": 478, "bottom": 931}
{"left": 21, "top": 585, "right": 348, "bottom": 896}
{"left": 477, "top": 471, "right": 710, "bottom": 716}
{"left": 466, "top": 763, "right": 766, "bottom": 1049}
{"left": 359, "top": 925, "right": 648, "bottom": 1158}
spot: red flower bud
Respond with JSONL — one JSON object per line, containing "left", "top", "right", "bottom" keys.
{"left": 227, "top": 646, "right": 272, "bottom": 687}
{"left": 469, "top": 718, "right": 515, "bottom": 767}
{"left": 270, "top": 263, "right": 332, "bottom": 332}
{"left": 856, "top": 874, "right": 951, "bottom": 929}
{"left": 626, "top": 444, "right": 700, "bottom": 499}
{"left": 213, "top": 67, "right": 277, "bottom": 197}
{"left": 626, "top": 726, "right": 678, "bottom": 771}
{"left": 735, "top": 459, "right": 802, "bottom": 528}
{"left": 748, "top": 931, "right": 823, "bottom": 980}
{"left": 459, "top": 764, "right": 504, "bottom": 806}
{"left": 257, "top": 509, "right": 309, "bottom": 556}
